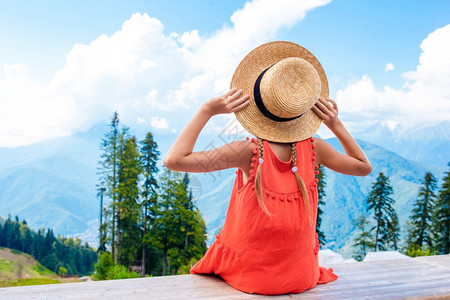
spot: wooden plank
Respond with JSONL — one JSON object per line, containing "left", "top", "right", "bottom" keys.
{"left": 310, "top": 260, "right": 450, "bottom": 293}
{"left": 416, "top": 255, "right": 450, "bottom": 268}
{"left": 329, "top": 259, "right": 427, "bottom": 275}
{"left": 0, "top": 255, "right": 448, "bottom": 299}
{"left": 328, "top": 255, "right": 449, "bottom": 279}
{"left": 300, "top": 273, "right": 450, "bottom": 298}
{"left": 332, "top": 266, "right": 450, "bottom": 284}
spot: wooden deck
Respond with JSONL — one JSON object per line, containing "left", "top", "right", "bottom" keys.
{"left": 0, "top": 255, "right": 449, "bottom": 299}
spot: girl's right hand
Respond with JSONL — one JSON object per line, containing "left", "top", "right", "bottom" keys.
{"left": 203, "top": 88, "right": 250, "bottom": 116}
{"left": 312, "top": 97, "right": 340, "bottom": 129}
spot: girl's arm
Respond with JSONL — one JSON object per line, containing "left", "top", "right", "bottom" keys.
{"left": 163, "top": 88, "right": 254, "bottom": 173}
{"left": 312, "top": 97, "right": 373, "bottom": 176}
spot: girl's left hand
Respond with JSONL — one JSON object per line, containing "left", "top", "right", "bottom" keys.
{"left": 312, "top": 97, "right": 339, "bottom": 128}
{"left": 203, "top": 88, "right": 250, "bottom": 116}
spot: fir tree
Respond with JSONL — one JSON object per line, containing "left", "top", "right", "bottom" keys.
{"left": 116, "top": 135, "right": 142, "bottom": 267}
{"left": 150, "top": 169, "right": 178, "bottom": 275}
{"left": 176, "top": 173, "right": 207, "bottom": 272}
{"left": 0, "top": 218, "right": 5, "bottom": 246}
{"left": 386, "top": 211, "right": 400, "bottom": 250}
{"left": 433, "top": 163, "right": 450, "bottom": 254}
{"left": 367, "top": 172, "right": 396, "bottom": 251}
{"left": 408, "top": 172, "right": 437, "bottom": 249}
{"left": 150, "top": 169, "right": 207, "bottom": 275}
{"left": 316, "top": 164, "right": 327, "bottom": 246}
{"left": 352, "top": 215, "right": 374, "bottom": 261}
{"left": 4, "top": 216, "right": 13, "bottom": 249}
{"left": 140, "top": 132, "right": 160, "bottom": 275}
{"left": 98, "top": 112, "right": 121, "bottom": 263}
{"left": 19, "top": 223, "right": 33, "bottom": 254}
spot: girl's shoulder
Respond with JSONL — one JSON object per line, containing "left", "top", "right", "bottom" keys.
{"left": 226, "top": 138, "right": 257, "bottom": 174}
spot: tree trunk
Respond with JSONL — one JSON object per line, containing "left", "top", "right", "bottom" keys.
{"left": 116, "top": 205, "right": 120, "bottom": 264}
{"left": 141, "top": 205, "right": 147, "bottom": 276}
{"left": 112, "top": 127, "right": 118, "bottom": 264}
{"left": 162, "top": 250, "right": 167, "bottom": 276}
{"left": 374, "top": 218, "right": 380, "bottom": 251}
{"left": 111, "top": 205, "right": 116, "bottom": 263}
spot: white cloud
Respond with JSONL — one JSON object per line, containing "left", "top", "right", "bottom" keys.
{"left": 385, "top": 63, "right": 394, "bottom": 72}
{"left": 150, "top": 117, "right": 169, "bottom": 129}
{"left": 0, "top": 0, "right": 332, "bottom": 147}
{"left": 0, "top": 13, "right": 187, "bottom": 146}
{"left": 333, "top": 24, "right": 450, "bottom": 130}
{"left": 179, "top": 30, "right": 201, "bottom": 48}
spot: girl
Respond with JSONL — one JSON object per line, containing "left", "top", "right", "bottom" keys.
{"left": 164, "top": 41, "right": 372, "bottom": 295}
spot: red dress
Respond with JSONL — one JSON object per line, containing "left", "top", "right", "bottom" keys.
{"left": 191, "top": 138, "right": 338, "bottom": 295}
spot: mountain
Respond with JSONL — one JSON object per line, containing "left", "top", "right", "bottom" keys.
{"left": 0, "top": 121, "right": 448, "bottom": 256}
{"left": 350, "top": 121, "right": 450, "bottom": 166}
{"left": 0, "top": 127, "right": 102, "bottom": 241}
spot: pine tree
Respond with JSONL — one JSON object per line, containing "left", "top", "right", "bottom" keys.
{"left": 116, "top": 135, "right": 142, "bottom": 267}
{"left": 4, "top": 216, "right": 13, "bottom": 249}
{"left": 386, "top": 211, "right": 400, "bottom": 250}
{"left": 150, "top": 169, "right": 207, "bottom": 275}
{"left": 352, "top": 215, "right": 374, "bottom": 261}
{"left": 19, "top": 222, "right": 33, "bottom": 254}
{"left": 140, "top": 132, "right": 160, "bottom": 275}
{"left": 0, "top": 217, "right": 5, "bottom": 246}
{"left": 150, "top": 169, "right": 178, "bottom": 275}
{"left": 316, "top": 164, "right": 326, "bottom": 246}
{"left": 367, "top": 172, "right": 396, "bottom": 251}
{"left": 433, "top": 163, "right": 450, "bottom": 254}
{"left": 408, "top": 172, "right": 437, "bottom": 249}
{"left": 176, "top": 173, "right": 207, "bottom": 272}
{"left": 11, "top": 216, "right": 21, "bottom": 250}
{"left": 98, "top": 112, "right": 121, "bottom": 263}
{"left": 34, "top": 229, "right": 45, "bottom": 261}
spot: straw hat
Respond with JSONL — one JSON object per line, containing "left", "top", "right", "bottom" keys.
{"left": 231, "top": 41, "right": 328, "bottom": 143}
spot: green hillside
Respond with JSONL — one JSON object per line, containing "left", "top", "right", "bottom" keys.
{"left": 0, "top": 247, "right": 64, "bottom": 287}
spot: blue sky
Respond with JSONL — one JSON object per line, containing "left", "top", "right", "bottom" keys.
{"left": 0, "top": 0, "right": 449, "bottom": 147}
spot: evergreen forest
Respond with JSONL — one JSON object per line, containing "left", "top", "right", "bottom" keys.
{"left": 0, "top": 215, "right": 97, "bottom": 276}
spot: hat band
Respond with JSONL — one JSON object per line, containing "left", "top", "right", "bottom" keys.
{"left": 253, "top": 66, "right": 304, "bottom": 122}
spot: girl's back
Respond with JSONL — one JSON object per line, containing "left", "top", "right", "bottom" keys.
{"left": 190, "top": 137, "right": 336, "bottom": 294}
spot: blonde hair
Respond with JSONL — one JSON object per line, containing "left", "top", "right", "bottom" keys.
{"left": 254, "top": 139, "right": 271, "bottom": 216}
{"left": 254, "top": 139, "right": 311, "bottom": 223}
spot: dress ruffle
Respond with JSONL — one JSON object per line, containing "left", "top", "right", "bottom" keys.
{"left": 318, "top": 266, "right": 339, "bottom": 284}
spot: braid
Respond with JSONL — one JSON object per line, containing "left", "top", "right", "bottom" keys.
{"left": 291, "top": 142, "right": 297, "bottom": 166}
{"left": 291, "top": 142, "right": 312, "bottom": 224}
{"left": 255, "top": 138, "right": 271, "bottom": 216}
{"left": 258, "top": 138, "right": 264, "bottom": 160}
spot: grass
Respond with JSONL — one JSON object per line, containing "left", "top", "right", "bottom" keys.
{"left": 0, "top": 248, "right": 84, "bottom": 288}
{"left": 32, "top": 264, "right": 54, "bottom": 276}
{"left": 0, "top": 259, "right": 14, "bottom": 273}
{"left": 0, "top": 278, "right": 61, "bottom": 287}
{"left": 9, "top": 249, "right": 22, "bottom": 255}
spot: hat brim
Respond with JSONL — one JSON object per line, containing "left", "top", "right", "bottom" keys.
{"left": 231, "top": 41, "right": 328, "bottom": 143}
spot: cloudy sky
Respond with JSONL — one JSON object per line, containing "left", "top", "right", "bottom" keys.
{"left": 0, "top": 0, "right": 449, "bottom": 147}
